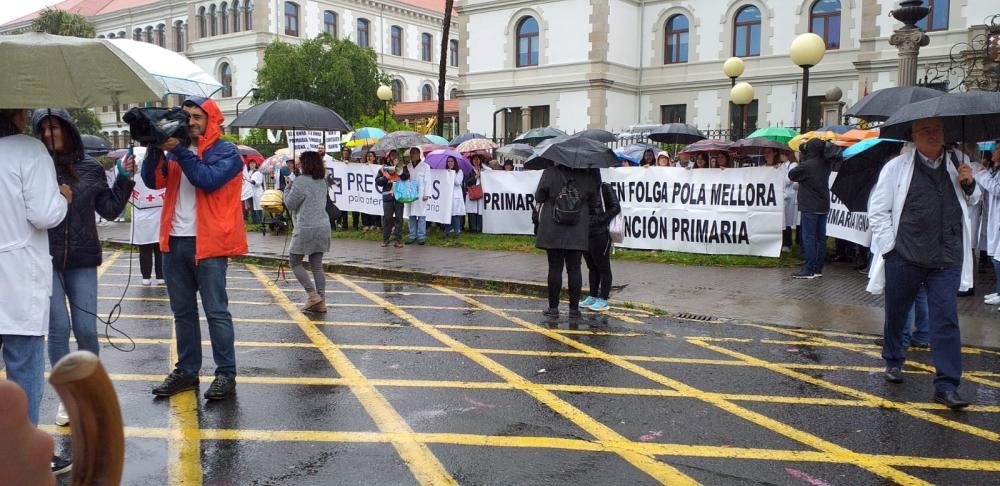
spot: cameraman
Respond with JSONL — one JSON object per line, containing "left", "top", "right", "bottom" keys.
{"left": 141, "top": 96, "right": 247, "bottom": 401}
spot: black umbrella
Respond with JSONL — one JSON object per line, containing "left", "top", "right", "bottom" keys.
{"left": 228, "top": 99, "right": 352, "bottom": 131}
{"left": 731, "top": 137, "right": 790, "bottom": 156}
{"left": 513, "top": 126, "right": 566, "bottom": 145}
{"left": 80, "top": 134, "right": 110, "bottom": 157}
{"left": 648, "top": 123, "right": 706, "bottom": 144}
{"left": 570, "top": 129, "right": 616, "bottom": 143}
{"left": 449, "top": 132, "right": 487, "bottom": 147}
{"left": 371, "top": 130, "right": 432, "bottom": 153}
{"left": 816, "top": 124, "right": 853, "bottom": 134}
{"left": 881, "top": 91, "right": 1000, "bottom": 144}
{"left": 844, "top": 86, "right": 946, "bottom": 122}
{"left": 830, "top": 138, "right": 905, "bottom": 212}
{"left": 523, "top": 136, "right": 618, "bottom": 170}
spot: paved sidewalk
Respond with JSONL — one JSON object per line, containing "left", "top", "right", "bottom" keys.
{"left": 99, "top": 223, "right": 999, "bottom": 348}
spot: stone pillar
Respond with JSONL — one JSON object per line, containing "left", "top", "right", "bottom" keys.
{"left": 820, "top": 87, "right": 845, "bottom": 127}
{"left": 520, "top": 106, "right": 531, "bottom": 134}
{"left": 888, "top": 1, "right": 930, "bottom": 87}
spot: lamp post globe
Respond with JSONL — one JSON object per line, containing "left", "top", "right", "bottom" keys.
{"left": 730, "top": 82, "right": 754, "bottom": 140}
{"left": 723, "top": 57, "right": 745, "bottom": 87}
{"left": 790, "top": 33, "right": 826, "bottom": 132}
{"left": 376, "top": 85, "right": 393, "bottom": 130}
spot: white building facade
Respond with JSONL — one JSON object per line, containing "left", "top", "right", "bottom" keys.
{"left": 2, "top": 0, "right": 458, "bottom": 147}
{"left": 456, "top": 0, "right": 996, "bottom": 140}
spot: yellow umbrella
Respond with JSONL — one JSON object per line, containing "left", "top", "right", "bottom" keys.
{"left": 788, "top": 131, "right": 837, "bottom": 151}
{"left": 274, "top": 147, "right": 291, "bottom": 157}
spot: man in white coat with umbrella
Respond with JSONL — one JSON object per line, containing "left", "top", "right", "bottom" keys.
{"left": 403, "top": 147, "right": 431, "bottom": 244}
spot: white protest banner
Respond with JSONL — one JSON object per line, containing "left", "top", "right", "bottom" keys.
{"left": 826, "top": 172, "right": 872, "bottom": 247}
{"left": 402, "top": 169, "right": 455, "bottom": 225}
{"left": 482, "top": 170, "right": 542, "bottom": 235}
{"left": 286, "top": 130, "right": 341, "bottom": 153}
{"left": 604, "top": 167, "right": 783, "bottom": 257}
{"left": 327, "top": 162, "right": 382, "bottom": 215}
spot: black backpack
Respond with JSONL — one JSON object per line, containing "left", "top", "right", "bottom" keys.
{"left": 553, "top": 172, "right": 582, "bottom": 225}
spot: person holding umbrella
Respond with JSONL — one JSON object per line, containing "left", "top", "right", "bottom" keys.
{"left": 464, "top": 154, "right": 490, "bottom": 233}
{"left": 445, "top": 156, "right": 467, "bottom": 237}
{"left": 867, "top": 117, "right": 981, "bottom": 409}
{"left": 376, "top": 152, "right": 405, "bottom": 247}
{"left": 402, "top": 147, "right": 431, "bottom": 244}
{"left": 283, "top": 152, "right": 332, "bottom": 312}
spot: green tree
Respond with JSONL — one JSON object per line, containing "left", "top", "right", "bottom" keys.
{"left": 31, "top": 8, "right": 96, "bottom": 38}
{"left": 255, "top": 34, "right": 389, "bottom": 123}
{"left": 70, "top": 108, "right": 102, "bottom": 136}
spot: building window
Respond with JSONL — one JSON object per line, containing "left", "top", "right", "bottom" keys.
{"left": 530, "top": 106, "right": 549, "bottom": 128}
{"left": 155, "top": 24, "right": 165, "bottom": 46}
{"left": 391, "top": 26, "right": 402, "bottom": 56}
{"left": 810, "top": 0, "right": 840, "bottom": 49}
{"left": 107, "top": 33, "right": 115, "bottom": 38}
{"left": 420, "top": 33, "right": 433, "bottom": 62}
{"left": 728, "top": 99, "right": 759, "bottom": 134}
{"left": 421, "top": 84, "right": 434, "bottom": 101}
{"left": 220, "top": 63, "right": 233, "bottom": 97}
{"left": 324, "top": 10, "right": 337, "bottom": 37}
{"left": 245, "top": 0, "right": 253, "bottom": 29}
{"left": 917, "top": 0, "right": 949, "bottom": 32}
{"left": 145, "top": 26, "right": 154, "bottom": 43}
{"left": 118, "top": 30, "right": 126, "bottom": 38}
{"left": 664, "top": 14, "right": 689, "bottom": 64}
{"left": 391, "top": 80, "right": 403, "bottom": 102}
{"left": 449, "top": 88, "right": 458, "bottom": 99}
{"left": 284, "top": 2, "right": 299, "bottom": 37}
{"left": 660, "top": 104, "right": 687, "bottom": 123}
{"left": 515, "top": 16, "right": 539, "bottom": 67}
{"left": 174, "top": 21, "right": 185, "bottom": 51}
{"left": 210, "top": 5, "right": 218, "bottom": 36}
{"left": 98, "top": 34, "right": 106, "bottom": 39}
{"left": 504, "top": 105, "right": 549, "bottom": 138}
{"left": 357, "top": 18, "right": 370, "bottom": 47}
{"left": 133, "top": 28, "right": 142, "bottom": 41}
{"left": 449, "top": 39, "right": 458, "bottom": 67}
{"left": 232, "top": 0, "right": 240, "bottom": 32}
{"left": 220, "top": 2, "right": 229, "bottom": 34}
{"left": 803, "top": 95, "right": 825, "bottom": 131}
{"left": 733, "top": 5, "right": 761, "bottom": 57}
{"left": 198, "top": 7, "right": 206, "bottom": 37}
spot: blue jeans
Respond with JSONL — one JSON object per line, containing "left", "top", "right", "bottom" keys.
{"left": 0, "top": 335, "right": 45, "bottom": 425}
{"left": 49, "top": 266, "right": 100, "bottom": 366}
{"left": 800, "top": 212, "right": 827, "bottom": 274}
{"left": 163, "top": 237, "right": 236, "bottom": 376}
{"left": 449, "top": 215, "right": 464, "bottom": 235}
{"left": 408, "top": 215, "right": 426, "bottom": 241}
{"left": 882, "top": 253, "right": 963, "bottom": 392}
{"left": 904, "top": 285, "right": 930, "bottom": 347}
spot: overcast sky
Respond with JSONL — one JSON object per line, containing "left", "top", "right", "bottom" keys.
{"left": 0, "top": 1, "right": 63, "bottom": 26}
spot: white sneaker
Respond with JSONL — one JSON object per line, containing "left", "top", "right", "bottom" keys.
{"left": 55, "top": 403, "right": 69, "bottom": 426}
{"left": 155, "top": 279, "right": 165, "bottom": 285}
{"left": 985, "top": 296, "right": 1000, "bottom": 305}
{"left": 985, "top": 293, "right": 998, "bottom": 301}
{"left": 141, "top": 279, "right": 151, "bottom": 286}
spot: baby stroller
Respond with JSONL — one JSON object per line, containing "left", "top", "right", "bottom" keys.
{"left": 259, "top": 189, "right": 291, "bottom": 236}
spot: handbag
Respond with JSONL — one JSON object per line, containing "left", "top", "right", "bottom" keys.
{"left": 602, "top": 184, "right": 625, "bottom": 244}
{"left": 393, "top": 179, "right": 420, "bottom": 203}
{"left": 467, "top": 184, "right": 484, "bottom": 201}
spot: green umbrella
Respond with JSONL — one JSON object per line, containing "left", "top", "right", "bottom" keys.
{"left": 747, "top": 127, "right": 799, "bottom": 144}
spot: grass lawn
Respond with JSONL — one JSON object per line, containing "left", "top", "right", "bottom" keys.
{"left": 320, "top": 223, "right": 804, "bottom": 268}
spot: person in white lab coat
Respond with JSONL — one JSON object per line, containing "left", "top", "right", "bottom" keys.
{"left": 402, "top": 147, "right": 431, "bottom": 244}
{"left": 0, "top": 108, "right": 70, "bottom": 430}
{"left": 126, "top": 147, "right": 165, "bottom": 285}
{"left": 247, "top": 160, "right": 264, "bottom": 224}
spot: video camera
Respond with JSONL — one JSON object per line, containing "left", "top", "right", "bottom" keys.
{"left": 121, "top": 107, "right": 190, "bottom": 147}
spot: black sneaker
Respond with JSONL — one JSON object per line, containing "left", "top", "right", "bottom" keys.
{"left": 542, "top": 308, "right": 559, "bottom": 317}
{"left": 51, "top": 455, "right": 72, "bottom": 476}
{"left": 204, "top": 373, "right": 236, "bottom": 401}
{"left": 418, "top": 239, "right": 426, "bottom": 245}
{"left": 791, "top": 270, "right": 817, "bottom": 279}
{"left": 568, "top": 309, "right": 582, "bottom": 319}
{"left": 152, "top": 369, "right": 199, "bottom": 397}
{"left": 884, "top": 367, "right": 904, "bottom": 384}
{"left": 404, "top": 239, "right": 416, "bottom": 245}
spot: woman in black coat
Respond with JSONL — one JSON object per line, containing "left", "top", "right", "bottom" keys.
{"left": 534, "top": 164, "right": 600, "bottom": 318}
{"left": 582, "top": 171, "right": 621, "bottom": 312}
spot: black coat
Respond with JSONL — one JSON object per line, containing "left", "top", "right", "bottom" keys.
{"left": 31, "top": 109, "right": 135, "bottom": 270}
{"left": 534, "top": 166, "right": 600, "bottom": 251}
{"left": 590, "top": 183, "right": 622, "bottom": 236}
{"left": 788, "top": 138, "right": 839, "bottom": 213}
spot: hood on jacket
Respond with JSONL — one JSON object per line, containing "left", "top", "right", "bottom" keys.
{"left": 801, "top": 138, "right": 842, "bottom": 163}
{"left": 31, "top": 108, "right": 84, "bottom": 161}
{"left": 183, "top": 95, "right": 224, "bottom": 158}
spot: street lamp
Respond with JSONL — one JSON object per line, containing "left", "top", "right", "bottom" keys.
{"left": 234, "top": 87, "right": 259, "bottom": 135}
{"left": 723, "top": 57, "right": 745, "bottom": 87}
{"left": 492, "top": 107, "right": 512, "bottom": 143}
{"left": 376, "top": 85, "right": 393, "bottom": 130}
{"left": 790, "top": 33, "right": 826, "bottom": 132}
{"left": 730, "top": 82, "right": 754, "bottom": 140}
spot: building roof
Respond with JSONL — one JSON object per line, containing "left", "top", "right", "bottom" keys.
{"left": 392, "top": 100, "right": 458, "bottom": 118}
{"left": 6, "top": 0, "right": 449, "bottom": 26}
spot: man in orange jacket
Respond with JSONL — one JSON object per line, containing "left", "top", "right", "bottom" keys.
{"left": 140, "top": 96, "right": 247, "bottom": 401}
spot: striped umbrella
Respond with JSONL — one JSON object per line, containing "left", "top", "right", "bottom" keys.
{"left": 679, "top": 139, "right": 733, "bottom": 154}
{"left": 345, "top": 127, "right": 386, "bottom": 147}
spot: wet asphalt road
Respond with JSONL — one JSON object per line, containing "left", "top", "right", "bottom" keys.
{"left": 41, "top": 251, "right": 1000, "bottom": 485}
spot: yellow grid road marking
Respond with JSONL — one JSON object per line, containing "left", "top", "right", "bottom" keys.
{"left": 246, "top": 264, "right": 455, "bottom": 485}
{"left": 167, "top": 325, "right": 202, "bottom": 486}
{"left": 688, "top": 339, "right": 1000, "bottom": 443}
{"left": 433, "top": 286, "right": 931, "bottom": 485}
{"left": 334, "top": 275, "right": 699, "bottom": 485}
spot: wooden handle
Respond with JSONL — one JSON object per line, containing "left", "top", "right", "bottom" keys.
{"left": 48, "top": 351, "right": 125, "bottom": 486}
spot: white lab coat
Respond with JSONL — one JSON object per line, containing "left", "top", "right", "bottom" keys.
{"left": 250, "top": 170, "right": 264, "bottom": 211}
{"left": 404, "top": 161, "right": 431, "bottom": 217}
{"left": 465, "top": 166, "right": 491, "bottom": 214}
{"left": 779, "top": 161, "right": 799, "bottom": 228}
{"left": 241, "top": 165, "right": 253, "bottom": 202}
{"left": 0, "top": 135, "right": 68, "bottom": 336}
{"left": 866, "top": 148, "right": 982, "bottom": 294}
{"left": 974, "top": 168, "right": 1000, "bottom": 257}
{"left": 451, "top": 170, "right": 466, "bottom": 217}
{"left": 128, "top": 147, "right": 165, "bottom": 245}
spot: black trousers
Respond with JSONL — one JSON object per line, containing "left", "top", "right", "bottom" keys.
{"left": 467, "top": 213, "right": 483, "bottom": 233}
{"left": 583, "top": 232, "right": 613, "bottom": 300}
{"left": 382, "top": 200, "right": 404, "bottom": 243}
{"left": 139, "top": 243, "right": 163, "bottom": 280}
{"left": 339, "top": 211, "right": 360, "bottom": 230}
{"left": 546, "top": 249, "right": 583, "bottom": 310}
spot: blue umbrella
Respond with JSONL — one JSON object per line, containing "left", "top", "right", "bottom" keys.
{"left": 978, "top": 141, "right": 996, "bottom": 152}
{"left": 425, "top": 134, "right": 450, "bottom": 145}
{"left": 832, "top": 138, "right": 904, "bottom": 212}
{"left": 616, "top": 143, "right": 660, "bottom": 166}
